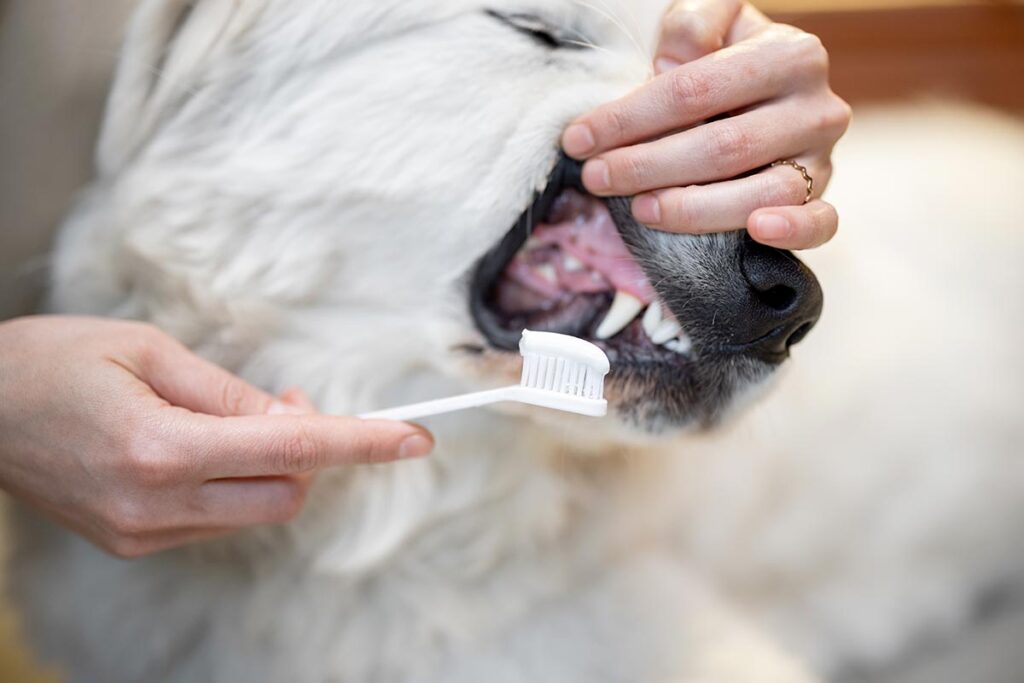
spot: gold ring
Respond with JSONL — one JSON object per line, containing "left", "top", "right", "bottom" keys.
{"left": 771, "top": 159, "right": 814, "bottom": 205}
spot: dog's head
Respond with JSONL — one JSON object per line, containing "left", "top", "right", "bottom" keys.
{"left": 63, "top": 0, "right": 821, "bottom": 439}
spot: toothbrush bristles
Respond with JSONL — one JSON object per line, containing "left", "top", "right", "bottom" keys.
{"left": 520, "top": 353, "right": 604, "bottom": 400}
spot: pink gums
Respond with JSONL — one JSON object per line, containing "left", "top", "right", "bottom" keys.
{"left": 501, "top": 190, "right": 656, "bottom": 309}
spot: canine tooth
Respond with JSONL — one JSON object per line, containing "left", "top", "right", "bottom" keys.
{"left": 595, "top": 291, "right": 644, "bottom": 339}
{"left": 641, "top": 303, "right": 663, "bottom": 337}
{"left": 664, "top": 334, "right": 693, "bottom": 355}
{"left": 651, "top": 320, "right": 683, "bottom": 345}
{"left": 563, "top": 254, "right": 584, "bottom": 272}
{"left": 536, "top": 264, "right": 557, "bottom": 283}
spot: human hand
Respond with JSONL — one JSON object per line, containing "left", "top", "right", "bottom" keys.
{"left": 562, "top": 0, "right": 851, "bottom": 249}
{"left": 0, "top": 316, "right": 433, "bottom": 558}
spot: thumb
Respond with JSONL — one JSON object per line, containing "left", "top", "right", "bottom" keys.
{"left": 654, "top": 0, "right": 743, "bottom": 73}
{"left": 140, "top": 334, "right": 277, "bottom": 417}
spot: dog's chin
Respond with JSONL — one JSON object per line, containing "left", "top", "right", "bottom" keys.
{"left": 466, "top": 156, "right": 769, "bottom": 434}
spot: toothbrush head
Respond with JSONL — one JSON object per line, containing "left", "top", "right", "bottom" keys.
{"left": 516, "top": 330, "right": 610, "bottom": 417}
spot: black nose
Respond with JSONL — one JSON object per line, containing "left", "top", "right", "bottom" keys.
{"left": 734, "top": 235, "right": 823, "bottom": 362}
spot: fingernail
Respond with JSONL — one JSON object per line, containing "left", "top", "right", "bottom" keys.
{"left": 655, "top": 57, "right": 681, "bottom": 75}
{"left": 398, "top": 434, "right": 434, "bottom": 459}
{"left": 632, "top": 194, "right": 662, "bottom": 225}
{"left": 268, "top": 400, "right": 305, "bottom": 415}
{"left": 563, "top": 123, "right": 596, "bottom": 157}
{"left": 583, "top": 159, "right": 611, "bottom": 193}
{"left": 754, "top": 214, "right": 792, "bottom": 241}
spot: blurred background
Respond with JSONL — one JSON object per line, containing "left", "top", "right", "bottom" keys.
{"left": 1, "top": 0, "right": 1021, "bottom": 681}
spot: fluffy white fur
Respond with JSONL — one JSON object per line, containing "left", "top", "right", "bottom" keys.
{"left": 9, "top": 1, "right": 1024, "bottom": 681}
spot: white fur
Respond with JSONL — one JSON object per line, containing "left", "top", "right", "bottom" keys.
{"left": 10, "top": 1, "right": 1024, "bottom": 681}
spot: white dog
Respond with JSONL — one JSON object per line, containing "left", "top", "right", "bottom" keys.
{"left": 10, "top": 1, "right": 1024, "bottom": 681}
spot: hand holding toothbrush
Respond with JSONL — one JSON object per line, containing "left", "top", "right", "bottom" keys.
{"left": 0, "top": 316, "right": 434, "bottom": 558}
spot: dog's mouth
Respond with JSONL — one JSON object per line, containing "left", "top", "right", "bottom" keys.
{"left": 471, "top": 158, "right": 691, "bottom": 365}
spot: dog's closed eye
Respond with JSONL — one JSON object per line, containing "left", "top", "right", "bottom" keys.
{"left": 484, "top": 10, "right": 588, "bottom": 51}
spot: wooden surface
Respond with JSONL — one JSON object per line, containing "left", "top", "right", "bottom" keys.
{"left": 769, "top": 4, "right": 1024, "bottom": 112}
{"left": 756, "top": 0, "right": 999, "bottom": 11}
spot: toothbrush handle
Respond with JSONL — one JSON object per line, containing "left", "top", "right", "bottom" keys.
{"left": 359, "top": 387, "right": 519, "bottom": 422}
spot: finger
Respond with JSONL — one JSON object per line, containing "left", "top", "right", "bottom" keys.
{"left": 583, "top": 100, "right": 832, "bottom": 197}
{"left": 190, "top": 414, "right": 435, "bottom": 478}
{"left": 726, "top": 4, "right": 772, "bottom": 45}
{"left": 562, "top": 29, "right": 821, "bottom": 159}
{"left": 748, "top": 199, "right": 838, "bottom": 250}
{"left": 631, "top": 159, "right": 832, "bottom": 234}
{"left": 654, "top": 0, "right": 743, "bottom": 73}
{"left": 189, "top": 476, "right": 310, "bottom": 528}
{"left": 141, "top": 336, "right": 277, "bottom": 417}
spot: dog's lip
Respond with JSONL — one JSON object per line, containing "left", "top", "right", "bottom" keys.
{"left": 468, "top": 154, "right": 693, "bottom": 367}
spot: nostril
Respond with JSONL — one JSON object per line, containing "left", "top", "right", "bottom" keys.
{"left": 785, "top": 321, "right": 814, "bottom": 349}
{"left": 756, "top": 284, "right": 797, "bottom": 312}
{"left": 734, "top": 234, "right": 823, "bottom": 361}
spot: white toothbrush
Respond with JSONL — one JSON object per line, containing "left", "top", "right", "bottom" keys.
{"left": 360, "top": 330, "right": 610, "bottom": 421}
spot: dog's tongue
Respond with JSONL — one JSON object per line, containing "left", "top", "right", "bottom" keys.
{"left": 503, "top": 190, "right": 656, "bottom": 306}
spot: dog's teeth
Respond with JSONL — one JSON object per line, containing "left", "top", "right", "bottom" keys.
{"left": 641, "top": 303, "right": 663, "bottom": 337}
{"left": 563, "top": 254, "right": 584, "bottom": 272}
{"left": 536, "top": 264, "right": 557, "bottom": 283}
{"left": 595, "top": 291, "right": 644, "bottom": 339}
{"left": 641, "top": 302, "right": 688, "bottom": 346}
{"left": 650, "top": 319, "right": 682, "bottom": 345}
{"left": 664, "top": 334, "right": 693, "bottom": 355}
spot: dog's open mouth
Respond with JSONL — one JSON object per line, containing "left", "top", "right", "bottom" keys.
{"left": 471, "top": 158, "right": 691, "bottom": 363}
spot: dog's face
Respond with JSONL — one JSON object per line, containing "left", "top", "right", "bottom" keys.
{"left": 71, "top": 0, "right": 821, "bottom": 439}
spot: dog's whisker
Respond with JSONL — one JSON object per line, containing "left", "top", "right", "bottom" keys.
{"left": 571, "top": 0, "right": 648, "bottom": 65}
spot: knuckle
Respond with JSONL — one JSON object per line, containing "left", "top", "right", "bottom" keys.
{"left": 668, "top": 69, "right": 712, "bottom": 107}
{"left": 706, "top": 123, "right": 752, "bottom": 168}
{"left": 596, "top": 107, "right": 630, "bottom": 145}
{"left": 104, "top": 497, "right": 151, "bottom": 540}
{"left": 129, "top": 323, "right": 164, "bottom": 367}
{"left": 813, "top": 94, "right": 852, "bottom": 136}
{"left": 796, "top": 31, "right": 830, "bottom": 75}
{"left": 611, "top": 153, "right": 653, "bottom": 190}
{"left": 134, "top": 321, "right": 172, "bottom": 353}
{"left": 278, "top": 421, "right": 324, "bottom": 473}
{"left": 767, "top": 22, "right": 805, "bottom": 47}
{"left": 664, "top": 10, "right": 718, "bottom": 51}
{"left": 218, "top": 377, "right": 250, "bottom": 416}
{"left": 771, "top": 24, "right": 829, "bottom": 75}
{"left": 122, "top": 444, "right": 165, "bottom": 485}
{"left": 131, "top": 321, "right": 163, "bottom": 344}
{"left": 764, "top": 173, "right": 805, "bottom": 207}
{"left": 352, "top": 427, "right": 401, "bottom": 464}
{"left": 662, "top": 189, "right": 702, "bottom": 231}
{"left": 123, "top": 431, "right": 176, "bottom": 488}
